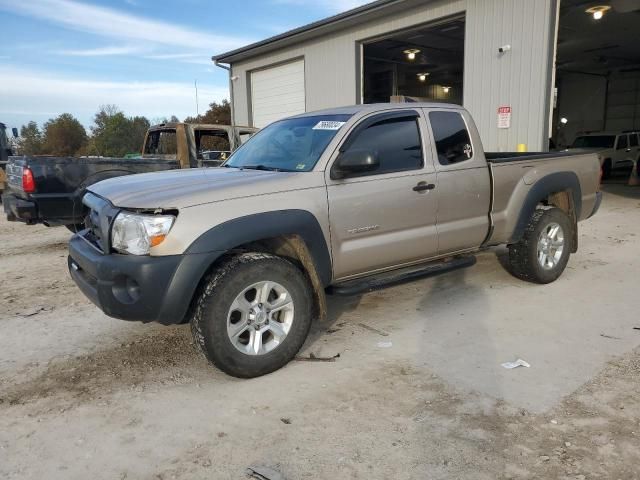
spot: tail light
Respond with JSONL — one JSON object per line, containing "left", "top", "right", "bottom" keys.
{"left": 22, "top": 168, "right": 36, "bottom": 193}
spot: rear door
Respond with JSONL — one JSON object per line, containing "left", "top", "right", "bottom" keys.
{"left": 613, "top": 134, "right": 633, "bottom": 168}
{"left": 326, "top": 110, "right": 439, "bottom": 280}
{"left": 426, "top": 109, "right": 491, "bottom": 255}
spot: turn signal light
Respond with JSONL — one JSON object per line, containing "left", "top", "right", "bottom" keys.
{"left": 22, "top": 168, "right": 36, "bottom": 193}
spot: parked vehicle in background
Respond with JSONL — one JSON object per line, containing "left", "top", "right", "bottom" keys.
{"left": 68, "top": 103, "right": 602, "bottom": 378}
{"left": 2, "top": 123, "right": 257, "bottom": 230}
{"left": 0, "top": 122, "right": 15, "bottom": 196}
{"left": 566, "top": 131, "right": 640, "bottom": 178}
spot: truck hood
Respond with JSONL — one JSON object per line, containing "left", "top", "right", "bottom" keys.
{"left": 88, "top": 167, "right": 324, "bottom": 209}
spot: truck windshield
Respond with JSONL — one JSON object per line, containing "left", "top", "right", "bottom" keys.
{"left": 225, "top": 114, "right": 352, "bottom": 172}
{"left": 571, "top": 135, "right": 615, "bottom": 149}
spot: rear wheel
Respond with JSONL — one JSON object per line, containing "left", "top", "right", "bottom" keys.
{"left": 507, "top": 207, "right": 572, "bottom": 284}
{"left": 65, "top": 223, "right": 85, "bottom": 233}
{"left": 190, "top": 252, "right": 313, "bottom": 378}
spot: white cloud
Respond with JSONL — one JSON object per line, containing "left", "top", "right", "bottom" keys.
{"left": 0, "top": 66, "right": 228, "bottom": 127}
{"left": 0, "top": 0, "right": 252, "bottom": 51}
{"left": 53, "top": 45, "right": 147, "bottom": 57}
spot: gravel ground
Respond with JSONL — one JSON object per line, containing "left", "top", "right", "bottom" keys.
{"left": 1, "top": 183, "right": 639, "bottom": 480}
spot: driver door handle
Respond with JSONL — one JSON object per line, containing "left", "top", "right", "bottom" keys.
{"left": 413, "top": 182, "right": 436, "bottom": 193}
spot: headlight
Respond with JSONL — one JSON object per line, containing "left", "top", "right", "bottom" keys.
{"left": 111, "top": 212, "right": 175, "bottom": 255}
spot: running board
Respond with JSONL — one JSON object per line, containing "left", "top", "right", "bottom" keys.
{"left": 327, "top": 256, "right": 477, "bottom": 296}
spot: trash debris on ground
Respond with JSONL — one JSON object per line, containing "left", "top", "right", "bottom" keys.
{"left": 18, "top": 306, "right": 50, "bottom": 317}
{"left": 357, "top": 322, "right": 389, "bottom": 336}
{"left": 246, "top": 465, "right": 286, "bottom": 480}
{"left": 501, "top": 358, "right": 531, "bottom": 369}
{"left": 294, "top": 353, "right": 340, "bottom": 362}
{"left": 600, "top": 333, "right": 621, "bottom": 340}
{"left": 377, "top": 341, "right": 393, "bottom": 348}
{"left": 280, "top": 418, "right": 291, "bottom": 424}
{"left": 633, "top": 327, "right": 640, "bottom": 331}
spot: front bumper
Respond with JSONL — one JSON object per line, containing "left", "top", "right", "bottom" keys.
{"left": 588, "top": 191, "right": 603, "bottom": 219}
{"left": 2, "top": 193, "right": 37, "bottom": 223}
{"left": 68, "top": 233, "right": 223, "bottom": 325}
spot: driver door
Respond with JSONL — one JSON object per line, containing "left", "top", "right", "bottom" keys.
{"left": 326, "top": 110, "right": 439, "bottom": 280}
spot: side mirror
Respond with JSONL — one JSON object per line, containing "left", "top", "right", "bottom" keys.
{"left": 12, "top": 128, "right": 18, "bottom": 138}
{"left": 331, "top": 149, "right": 380, "bottom": 179}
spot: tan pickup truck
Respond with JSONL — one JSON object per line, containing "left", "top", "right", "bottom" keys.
{"left": 68, "top": 103, "right": 602, "bottom": 378}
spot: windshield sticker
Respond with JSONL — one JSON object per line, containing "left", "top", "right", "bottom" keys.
{"left": 296, "top": 163, "right": 306, "bottom": 170}
{"left": 312, "top": 121, "right": 346, "bottom": 131}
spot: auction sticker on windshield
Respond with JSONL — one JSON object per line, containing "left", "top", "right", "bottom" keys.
{"left": 313, "top": 121, "right": 346, "bottom": 130}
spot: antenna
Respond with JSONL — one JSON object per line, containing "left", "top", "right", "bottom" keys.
{"left": 194, "top": 80, "right": 199, "bottom": 118}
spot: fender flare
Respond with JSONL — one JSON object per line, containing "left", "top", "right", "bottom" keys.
{"left": 510, "top": 171, "right": 582, "bottom": 244}
{"left": 185, "top": 209, "right": 333, "bottom": 286}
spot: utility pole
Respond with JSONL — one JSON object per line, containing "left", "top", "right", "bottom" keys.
{"left": 194, "top": 80, "right": 200, "bottom": 118}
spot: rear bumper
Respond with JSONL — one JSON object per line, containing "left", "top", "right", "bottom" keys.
{"left": 68, "top": 233, "right": 223, "bottom": 325}
{"left": 2, "top": 193, "right": 37, "bottom": 223}
{"left": 588, "top": 191, "right": 603, "bottom": 219}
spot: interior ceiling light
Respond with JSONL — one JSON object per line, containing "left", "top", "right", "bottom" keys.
{"left": 586, "top": 5, "right": 611, "bottom": 20}
{"left": 417, "top": 72, "right": 430, "bottom": 82}
{"left": 404, "top": 48, "right": 421, "bottom": 61}
{"left": 443, "top": 86, "right": 451, "bottom": 93}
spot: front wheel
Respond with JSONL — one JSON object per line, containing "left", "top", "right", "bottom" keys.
{"left": 190, "top": 252, "right": 313, "bottom": 378}
{"left": 507, "top": 207, "right": 572, "bottom": 284}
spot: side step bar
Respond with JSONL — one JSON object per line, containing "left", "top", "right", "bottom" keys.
{"left": 327, "top": 256, "right": 477, "bottom": 296}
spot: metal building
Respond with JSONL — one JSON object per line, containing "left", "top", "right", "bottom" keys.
{"left": 213, "top": 0, "right": 639, "bottom": 153}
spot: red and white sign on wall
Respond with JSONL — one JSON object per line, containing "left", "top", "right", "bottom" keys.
{"left": 497, "top": 106, "right": 512, "bottom": 129}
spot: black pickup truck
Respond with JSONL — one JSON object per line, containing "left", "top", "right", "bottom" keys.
{"left": 2, "top": 123, "right": 256, "bottom": 230}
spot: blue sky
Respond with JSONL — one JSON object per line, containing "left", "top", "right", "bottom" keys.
{"left": 0, "top": 0, "right": 370, "bottom": 130}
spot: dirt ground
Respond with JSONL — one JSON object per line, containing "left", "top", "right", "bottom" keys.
{"left": 1, "top": 182, "right": 639, "bottom": 480}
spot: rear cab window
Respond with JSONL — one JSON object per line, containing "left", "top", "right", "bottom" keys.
{"left": 429, "top": 111, "right": 473, "bottom": 165}
{"left": 144, "top": 130, "right": 177, "bottom": 157}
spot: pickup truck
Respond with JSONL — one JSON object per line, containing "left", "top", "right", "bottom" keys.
{"left": 2, "top": 123, "right": 256, "bottom": 230}
{"left": 566, "top": 131, "right": 640, "bottom": 179}
{"left": 67, "top": 103, "right": 602, "bottom": 378}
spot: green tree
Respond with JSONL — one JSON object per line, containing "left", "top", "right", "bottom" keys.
{"left": 19, "top": 121, "right": 43, "bottom": 155}
{"left": 42, "top": 113, "right": 87, "bottom": 156}
{"left": 184, "top": 99, "right": 231, "bottom": 125}
{"left": 90, "top": 105, "right": 150, "bottom": 157}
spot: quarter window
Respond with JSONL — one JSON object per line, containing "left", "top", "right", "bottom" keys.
{"left": 629, "top": 134, "right": 638, "bottom": 148}
{"left": 342, "top": 116, "right": 423, "bottom": 175}
{"left": 429, "top": 111, "right": 474, "bottom": 165}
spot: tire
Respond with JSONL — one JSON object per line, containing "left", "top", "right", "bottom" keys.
{"left": 190, "top": 252, "right": 313, "bottom": 378}
{"left": 602, "top": 159, "right": 612, "bottom": 180}
{"left": 65, "top": 223, "right": 85, "bottom": 233}
{"left": 507, "top": 207, "right": 572, "bottom": 284}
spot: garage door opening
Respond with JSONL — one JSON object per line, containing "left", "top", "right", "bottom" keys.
{"left": 361, "top": 16, "right": 465, "bottom": 105}
{"left": 553, "top": 0, "right": 640, "bottom": 156}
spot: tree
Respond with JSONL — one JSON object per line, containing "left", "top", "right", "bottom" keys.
{"left": 90, "top": 105, "right": 150, "bottom": 157}
{"left": 19, "top": 121, "right": 43, "bottom": 155}
{"left": 42, "top": 113, "right": 87, "bottom": 156}
{"left": 184, "top": 99, "right": 231, "bottom": 125}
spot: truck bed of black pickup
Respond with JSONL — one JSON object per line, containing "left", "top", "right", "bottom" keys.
{"left": 3, "top": 156, "right": 179, "bottom": 228}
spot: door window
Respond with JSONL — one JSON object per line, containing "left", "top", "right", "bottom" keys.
{"left": 629, "top": 134, "right": 638, "bottom": 148}
{"left": 616, "top": 135, "right": 628, "bottom": 150}
{"left": 196, "top": 130, "right": 231, "bottom": 161}
{"left": 429, "top": 111, "right": 474, "bottom": 165}
{"left": 341, "top": 115, "right": 423, "bottom": 176}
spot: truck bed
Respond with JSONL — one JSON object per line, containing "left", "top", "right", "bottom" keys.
{"left": 485, "top": 151, "right": 582, "bottom": 163}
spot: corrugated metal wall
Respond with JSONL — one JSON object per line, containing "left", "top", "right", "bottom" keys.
{"left": 229, "top": 0, "right": 557, "bottom": 152}
{"left": 606, "top": 72, "right": 640, "bottom": 132}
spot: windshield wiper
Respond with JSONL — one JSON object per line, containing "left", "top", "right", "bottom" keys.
{"left": 239, "top": 165, "right": 292, "bottom": 172}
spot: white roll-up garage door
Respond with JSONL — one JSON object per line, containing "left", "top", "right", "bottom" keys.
{"left": 250, "top": 60, "right": 306, "bottom": 128}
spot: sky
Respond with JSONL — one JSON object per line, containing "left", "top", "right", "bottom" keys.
{"left": 0, "top": 0, "right": 372, "bottom": 131}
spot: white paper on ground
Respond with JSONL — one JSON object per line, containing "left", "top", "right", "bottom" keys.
{"left": 501, "top": 358, "right": 531, "bottom": 369}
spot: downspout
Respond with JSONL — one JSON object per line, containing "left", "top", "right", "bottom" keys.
{"left": 213, "top": 58, "right": 236, "bottom": 126}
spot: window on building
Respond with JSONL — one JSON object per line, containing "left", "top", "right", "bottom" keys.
{"left": 429, "top": 111, "right": 473, "bottom": 165}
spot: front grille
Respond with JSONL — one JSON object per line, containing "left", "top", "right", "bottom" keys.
{"left": 82, "top": 192, "right": 119, "bottom": 253}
